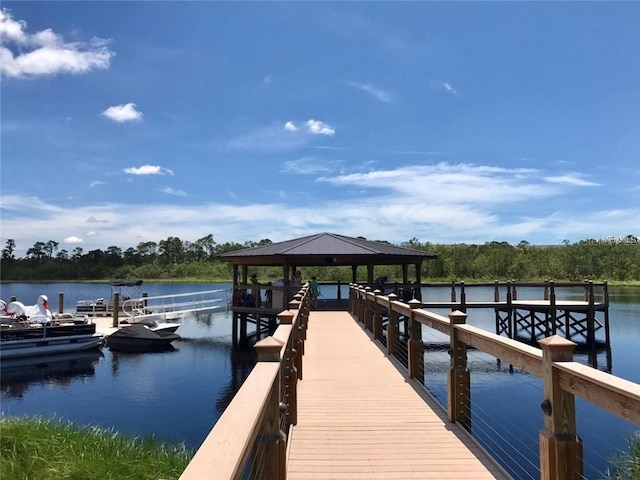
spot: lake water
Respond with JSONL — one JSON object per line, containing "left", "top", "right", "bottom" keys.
{"left": 1, "top": 282, "right": 638, "bottom": 479}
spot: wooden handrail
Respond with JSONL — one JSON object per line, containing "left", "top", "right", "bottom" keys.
{"left": 179, "top": 362, "right": 279, "bottom": 479}
{"left": 350, "top": 284, "right": 639, "bottom": 480}
{"left": 555, "top": 361, "right": 640, "bottom": 425}
{"left": 181, "top": 287, "right": 310, "bottom": 480}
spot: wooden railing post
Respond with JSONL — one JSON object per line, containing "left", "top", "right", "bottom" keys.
{"left": 278, "top": 312, "right": 299, "bottom": 428}
{"left": 372, "top": 290, "right": 382, "bottom": 342}
{"left": 255, "top": 337, "right": 287, "bottom": 480}
{"left": 357, "top": 288, "right": 365, "bottom": 324}
{"left": 407, "top": 298, "right": 423, "bottom": 384}
{"left": 348, "top": 284, "right": 355, "bottom": 315}
{"left": 364, "top": 287, "right": 373, "bottom": 331}
{"left": 448, "top": 310, "right": 471, "bottom": 432}
{"left": 538, "top": 335, "right": 583, "bottom": 480}
{"left": 386, "top": 293, "right": 399, "bottom": 357}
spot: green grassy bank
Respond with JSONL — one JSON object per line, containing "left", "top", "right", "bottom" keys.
{"left": 0, "top": 416, "right": 192, "bottom": 480}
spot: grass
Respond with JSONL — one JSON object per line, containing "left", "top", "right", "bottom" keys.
{"left": 0, "top": 416, "right": 192, "bottom": 480}
{"left": 604, "top": 432, "right": 640, "bottom": 480}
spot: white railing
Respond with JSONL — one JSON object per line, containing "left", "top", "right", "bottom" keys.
{"left": 120, "top": 288, "right": 231, "bottom": 322}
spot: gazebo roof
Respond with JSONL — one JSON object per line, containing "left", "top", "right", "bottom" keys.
{"left": 219, "top": 232, "right": 436, "bottom": 267}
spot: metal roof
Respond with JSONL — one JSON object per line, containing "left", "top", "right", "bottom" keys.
{"left": 219, "top": 232, "right": 436, "bottom": 266}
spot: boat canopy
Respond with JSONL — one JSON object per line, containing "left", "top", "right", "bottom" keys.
{"left": 110, "top": 279, "right": 144, "bottom": 287}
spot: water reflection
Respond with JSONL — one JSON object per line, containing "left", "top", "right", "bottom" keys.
{"left": 1, "top": 350, "right": 103, "bottom": 399}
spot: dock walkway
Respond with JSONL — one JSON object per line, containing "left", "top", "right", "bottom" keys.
{"left": 286, "top": 311, "right": 510, "bottom": 479}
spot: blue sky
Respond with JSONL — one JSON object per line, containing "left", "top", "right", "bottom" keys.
{"left": 1, "top": 2, "right": 638, "bottom": 257}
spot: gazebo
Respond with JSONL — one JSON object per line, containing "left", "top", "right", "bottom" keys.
{"left": 220, "top": 231, "right": 436, "bottom": 286}
{"left": 219, "top": 233, "right": 436, "bottom": 347}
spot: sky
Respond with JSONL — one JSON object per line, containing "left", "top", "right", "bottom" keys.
{"left": 1, "top": 2, "right": 639, "bottom": 257}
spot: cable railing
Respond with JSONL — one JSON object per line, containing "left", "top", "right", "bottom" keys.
{"left": 179, "top": 287, "right": 310, "bottom": 480}
{"left": 349, "top": 284, "right": 640, "bottom": 480}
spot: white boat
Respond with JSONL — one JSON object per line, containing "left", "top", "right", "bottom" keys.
{"left": 119, "top": 317, "right": 181, "bottom": 334}
{"left": 0, "top": 318, "right": 104, "bottom": 359}
{"left": 105, "top": 323, "right": 180, "bottom": 353}
{"left": 75, "top": 279, "right": 145, "bottom": 317}
{"left": 1, "top": 296, "right": 103, "bottom": 359}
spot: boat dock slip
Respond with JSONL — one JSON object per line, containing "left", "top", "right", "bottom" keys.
{"left": 286, "top": 311, "right": 508, "bottom": 479}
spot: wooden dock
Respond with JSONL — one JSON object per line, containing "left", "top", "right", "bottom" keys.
{"left": 286, "top": 311, "right": 509, "bottom": 479}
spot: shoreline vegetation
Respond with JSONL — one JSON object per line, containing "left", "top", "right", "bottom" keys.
{"left": 0, "top": 416, "right": 192, "bottom": 480}
{"left": 1, "top": 236, "right": 639, "bottom": 284}
{"left": 1, "top": 278, "right": 639, "bottom": 287}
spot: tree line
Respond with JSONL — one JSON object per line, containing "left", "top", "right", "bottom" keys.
{"left": 1, "top": 235, "right": 638, "bottom": 282}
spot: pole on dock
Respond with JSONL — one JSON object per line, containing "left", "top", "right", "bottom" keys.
{"left": 372, "top": 290, "right": 382, "bottom": 342}
{"left": 58, "top": 292, "right": 64, "bottom": 315}
{"left": 407, "top": 298, "right": 424, "bottom": 385}
{"left": 254, "top": 337, "right": 287, "bottom": 480}
{"left": 447, "top": 310, "right": 470, "bottom": 432}
{"left": 112, "top": 293, "right": 119, "bottom": 328}
{"left": 538, "top": 336, "right": 582, "bottom": 480}
{"left": 386, "top": 293, "right": 399, "bottom": 358}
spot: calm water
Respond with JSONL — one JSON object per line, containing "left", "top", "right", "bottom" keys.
{"left": 1, "top": 282, "right": 638, "bottom": 479}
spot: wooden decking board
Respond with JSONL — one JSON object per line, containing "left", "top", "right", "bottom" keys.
{"left": 286, "top": 311, "right": 510, "bottom": 479}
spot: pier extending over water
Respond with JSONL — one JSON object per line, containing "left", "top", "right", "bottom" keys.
{"left": 180, "top": 284, "right": 639, "bottom": 480}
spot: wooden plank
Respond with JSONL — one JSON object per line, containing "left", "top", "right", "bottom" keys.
{"left": 556, "top": 361, "right": 640, "bottom": 425}
{"left": 456, "top": 323, "right": 543, "bottom": 377}
{"left": 287, "top": 311, "right": 510, "bottom": 479}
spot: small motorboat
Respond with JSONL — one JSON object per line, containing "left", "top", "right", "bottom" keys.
{"left": 105, "top": 323, "right": 180, "bottom": 353}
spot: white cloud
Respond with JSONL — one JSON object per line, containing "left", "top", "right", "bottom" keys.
{"left": 102, "top": 103, "right": 143, "bottom": 123}
{"left": 160, "top": 187, "right": 187, "bottom": 197}
{"left": 284, "top": 121, "right": 298, "bottom": 132}
{"left": 63, "top": 235, "right": 83, "bottom": 244}
{"left": 544, "top": 175, "right": 599, "bottom": 187}
{"left": 89, "top": 180, "right": 106, "bottom": 188}
{"left": 2, "top": 185, "right": 638, "bottom": 257}
{"left": 347, "top": 82, "right": 392, "bottom": 103}
{"left": 0, "top": 8, "right": 114, "bottom": 78}
{"left": 87, "top": 216, "right": 109, "bottom": 223}
{"left": 306, "top": 119, "right": 335, "bottom": 136}
{"left": 281, "top": 157, "right": 335, "bottom": 175}
{"left": 124, "top": 165, "right": 174, "bottom": 176}
{"left": 319, "top": 163, "right": 549, "bottom": 206}
{"left": 443, "top": 81, "right": 460, "bottom": 96}
{"left": 86, "top": 231, "right": 99, "bottom": 237}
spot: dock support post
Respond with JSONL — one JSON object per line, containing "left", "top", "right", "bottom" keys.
{"left": 459, "top": 281, "right": 466, "bottom": 313}
{"left": 232, "top": 312, "right": 238, "bottom": 349}
{"left": 538, "top": 336, "right": 582, "bottom": 480}
{"left": 255, "top": 337, "right": 287, "bottom": 480}
{"left": 603, "top": 281, "right": 612, "bottom": 370}
{"left": 407, "top": 299, "right": 423, "bottom": 385}
{"left": 58, "top": 292, "right": 64, "bottom": 315}
{"left": 448, "top": 310, "right": 470, "bottom": 432}
{"left": 506, "top": 282, "right": 513, "bottom": 338}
